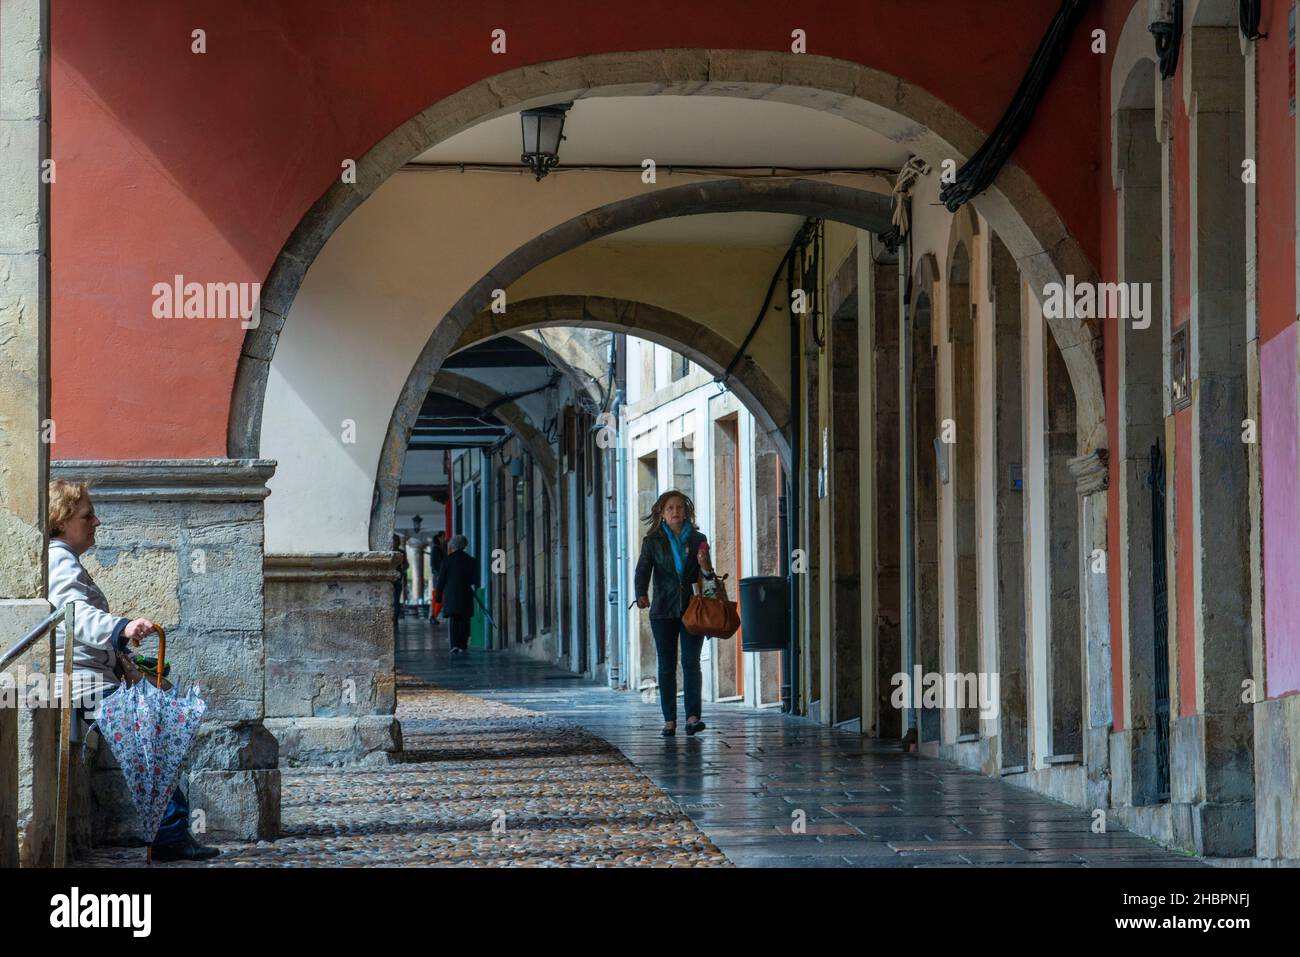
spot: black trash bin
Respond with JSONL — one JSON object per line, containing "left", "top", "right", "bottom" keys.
{"left": 738, "top": 576, "right": 789, "bottom": 652}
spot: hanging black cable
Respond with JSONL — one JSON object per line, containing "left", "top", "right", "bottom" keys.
{"left": 1151, "top": 1, "right": 1184, "bottom": 79}
{"left": 807, "top": 221, "right": 826, "bottom": 349}
{"left": 480, "top": 371, "right": 561, "bottom": 417}
{"left": 939, "top": 0, "right": 1092, "bottom": 212}
{"left": 1239, "top": 0, "right": 1266, "bottom": 41}
{"left": 716, "top": 218, "right": 818, "bottom": 387}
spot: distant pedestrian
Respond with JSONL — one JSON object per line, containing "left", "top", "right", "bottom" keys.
{"left": 634, "top": 489, "right": 715, "bottom": 737}
{"left": 429, "top": 531, "right": 447, "bottom": 622}
{"left": 393, "top": 535, "right": 408, "bottom": 626}
{"left": 435, "top": 534, "right": 479, "bottom": 654}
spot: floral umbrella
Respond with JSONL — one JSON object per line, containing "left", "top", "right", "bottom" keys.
{"left": 98, "top": 676, "right": 206, "bottom": 860}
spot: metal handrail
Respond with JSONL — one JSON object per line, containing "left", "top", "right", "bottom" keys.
{"left": 0, "top": 605, "right": 65, "bottom": 673}
{"left": 0, "top": 601, "right": 77, "bottom": 867}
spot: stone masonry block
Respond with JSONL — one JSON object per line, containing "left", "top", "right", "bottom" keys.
{"left": 264, "top": 717, "right": 400, "bottom": 767}
{"left": 185, "top": 769, "right": 279, "bottom": 842}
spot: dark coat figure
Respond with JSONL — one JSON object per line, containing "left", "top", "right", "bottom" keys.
{"left": 633, "top": 489, "right": 714, "bottom": 735}
{"left": 435, "top": 542, "right": 479, "bottom": 651}
{"left": 634, "top": 526, "right": 708, "bottom": 620}
{"left": 393, "top": 536, "right": 408, "bottom": 623}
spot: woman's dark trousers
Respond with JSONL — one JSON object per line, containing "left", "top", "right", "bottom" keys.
{"left": 650, "top": 617, "right": 704, "bottom": 723}
{"left": 448, "top": 614, "right": 470, "bottom": 651}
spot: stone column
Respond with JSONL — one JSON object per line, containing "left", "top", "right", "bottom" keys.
{"left": 51, "top": 460, "right": 280, "bottom": 843}
{"left": 410, "top": 540, "right": 424, "bottom": 611}
{"left": 263, "top": 552, "right": 402, "bottom": 765}
{"left": 826, "top": 245, "right": 861, "bottom": 728}
{"left": 0, "top": 0, "right": 52, "bottom": 868}
{"left": 1178, "top": 26, "right": 1254, "bottom": 857}
{"left": 869, "top": 243, "right": 902, "bottom": 738}
{"left": 1068, "top": 450, "right": 1113, "bottom": 812}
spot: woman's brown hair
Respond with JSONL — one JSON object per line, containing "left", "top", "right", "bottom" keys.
{"left": 48, "top": 479, "right": 91, "bottom": 536}
{"left": 641, "top": 489, "right": 695, "bottom": 537}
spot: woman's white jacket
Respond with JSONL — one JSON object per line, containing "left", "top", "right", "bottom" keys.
{"left": 47, "top": 539, "right": 129, "bottom": 709}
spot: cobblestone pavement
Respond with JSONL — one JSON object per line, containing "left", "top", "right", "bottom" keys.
{"left": 401, "top": 620, "right": 1205, "bottom": 869}
{"left": 78, "top": 664, "right": 729, "bottom": 867}
{"left": 81, "top": 618, "right": 1202, "bottom": 868}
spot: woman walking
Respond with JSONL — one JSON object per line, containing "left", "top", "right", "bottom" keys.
{"left": 634, "top": 489, "right": 715, "bottom": 737}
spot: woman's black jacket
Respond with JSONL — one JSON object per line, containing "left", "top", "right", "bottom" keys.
{"left": 435, "top": 549, "right": 480, "bottom": 617}
{"left": 634, "top": 526, "right": 708, "bottom": 620}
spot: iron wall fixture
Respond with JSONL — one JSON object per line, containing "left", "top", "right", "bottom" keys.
{"left": 520, "top": 102, "right": 573, "bottom": 180}
{"left": 1150, "top": 0, "right": 1184, "bottom": 80}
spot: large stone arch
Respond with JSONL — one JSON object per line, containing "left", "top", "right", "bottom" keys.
{"left": 366, "top": 180, "right": 889, "bottom": 548}
{"left": 501, "top": 331, "right": 607, "bottom": 409}
{"left": 424, "top": 371, "right": 558, "bottom": 504}
{"left": 229, "top": 49, "right": 1107, "bottom": 471}
{"left": 456, "top": 293, "right": 791, "bottom": 455}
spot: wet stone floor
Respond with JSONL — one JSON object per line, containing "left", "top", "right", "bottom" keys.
{"left": 81, "top": 617, "right": 1202, "bottom": 868}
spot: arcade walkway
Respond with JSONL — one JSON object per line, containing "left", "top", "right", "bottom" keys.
{"left": 398, "top": 620, "right": 1202, "bottom": 868}
{"left": 80, "top": 619, "right": 1201, "bottom": 868}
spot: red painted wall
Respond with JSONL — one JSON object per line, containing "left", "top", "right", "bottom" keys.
{"left": 50, "top": 0, "right": 1102, "bottom": 459}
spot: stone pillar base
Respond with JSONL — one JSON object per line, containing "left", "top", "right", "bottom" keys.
{"left": 1190, "top": 800, "right": 1255, "bottom": 858}
{"left": 186, "top": 770, "right": 280, "bottom": 842}
{"left": 1253, "top": 693, "right": 1300, "bottom": 860}
{"left": 51, "top": 459, "right": 281, "bottom": 847}
{"left": 263, "top": 553, "right": 401, "bottom": 767}
{"left": 89, "top": 718, "right": 280, "bottom": 845}
{"left": 265, "top": 716, "right": 402, "bottom": 767}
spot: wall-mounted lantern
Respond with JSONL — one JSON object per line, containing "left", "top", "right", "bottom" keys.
{"left": 520, "top": 103, "right": 572, "bottom": 180}
{"left": 1148, "top": 0, "right": 1183, "bottom": 79}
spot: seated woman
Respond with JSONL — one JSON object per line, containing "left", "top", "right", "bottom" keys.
{"left": 47, "top": 479, "right": 220, "bottom": 862}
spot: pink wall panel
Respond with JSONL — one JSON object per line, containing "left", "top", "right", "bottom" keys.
{"left": 1263, "top": 324, "right": 1300, "bottom": 698}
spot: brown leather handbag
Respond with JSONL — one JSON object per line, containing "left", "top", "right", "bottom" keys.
{"left": 682, "top": 575, "right": 741, "bottom": 639}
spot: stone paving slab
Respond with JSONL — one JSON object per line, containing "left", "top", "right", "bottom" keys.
{"left": 394, "top": 621, "right": 1205, "bottom": 869}
{"left": 76, "top": 621, "right": 1210, "bottom": 868}
{"left": 77, "top": 677, "right": 730, "bottom": 868}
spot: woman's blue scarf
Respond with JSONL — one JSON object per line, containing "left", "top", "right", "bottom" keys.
{"left": 662, "top": 521, "right": 693, "bottom": 577}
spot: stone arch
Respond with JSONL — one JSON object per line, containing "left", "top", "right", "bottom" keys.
{"left": 367, "top": 182, "right": 890, "bottom": 548}
{"left": 229, "top": 49, "right": 1107, "bottom": 468}
{"left": 456, "top": 293, "right": 791, "bottom": 456}
{"left": 910, "top": 252, "right": 943, "bottom": 746}
{"left": 498, "top": 331, "right": 607, "bottom": 409}
{"left": 1109, "top": 0, "right": 1162, "bottom": 148}
{"left": 424, "top": 371, "right": 558, "bottom": 504}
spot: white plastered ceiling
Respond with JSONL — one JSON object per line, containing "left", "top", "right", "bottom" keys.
{"left": 262, "top": 96, "right": 901, "bottom": 553}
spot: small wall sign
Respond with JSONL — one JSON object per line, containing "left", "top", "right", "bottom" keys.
{"left": 1170, "top": 322, "right": 1191, "bottom": 412}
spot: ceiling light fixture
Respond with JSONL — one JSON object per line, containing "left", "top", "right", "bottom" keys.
{"left": 519, "top": 102, "right": 572, "bottom": 180}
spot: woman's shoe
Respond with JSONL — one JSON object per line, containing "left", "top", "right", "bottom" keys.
{"left": 685, "top": 718, "right": 706, "bottom": 735}
{"left": 661, "top": 723, "right": 676, "bottom": 737}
